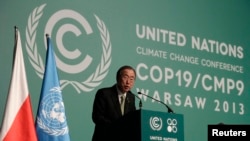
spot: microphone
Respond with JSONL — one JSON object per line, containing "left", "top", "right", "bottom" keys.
{"left": 130, "top": 91, "right": 142, "bottom": 109}
{"left": 137, "top": 92, "right": 174, "bottom": 113}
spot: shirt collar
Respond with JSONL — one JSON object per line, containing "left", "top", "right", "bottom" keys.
{"left": 116, "top": 85, "right": 126, "bottom": 97}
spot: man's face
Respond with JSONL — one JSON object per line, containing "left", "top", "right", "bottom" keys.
{"left": 118, "top": 69, "right": 135, "bottom": 93}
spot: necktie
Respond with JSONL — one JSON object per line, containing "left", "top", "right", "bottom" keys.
{"left": 120, "top": 95, "right": 125, "bottom": 115}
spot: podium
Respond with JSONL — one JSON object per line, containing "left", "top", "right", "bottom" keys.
{"left": 109, "top": 109, "right": 184, "bottom": 141}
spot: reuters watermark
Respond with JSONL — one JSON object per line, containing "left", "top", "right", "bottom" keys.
{"left": 208, "top": 124, "right": 249, "bottom": 140}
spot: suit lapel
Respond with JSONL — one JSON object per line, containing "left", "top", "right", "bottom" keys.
{"left": 124, "top": 92, "right": 131, "bottom": 114}
{"left": 110, "top": 85, "right": 122, "bottom": 116}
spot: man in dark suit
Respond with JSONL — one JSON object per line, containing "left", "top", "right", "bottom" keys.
{"left": 92, "top": 65, "right": 137, "bottom": 141}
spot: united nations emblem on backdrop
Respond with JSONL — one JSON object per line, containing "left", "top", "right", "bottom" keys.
{"left": 25, "top": 3, "right": 112, "bottom": 93}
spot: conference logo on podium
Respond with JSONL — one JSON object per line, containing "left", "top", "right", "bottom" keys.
{"left": 150, "top": 116, "right": 163, "bottom": 131}
{"left": 25, "top": 3, "right": 112, "bottom": 94}
{"left": 166, "top": 118, "right": 178, "bottom": 133}
{"left": 150, "top": 117, "right": 178, "bottom": 134}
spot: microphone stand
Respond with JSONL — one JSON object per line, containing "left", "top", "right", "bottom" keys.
{"left": 137, "top": 92, "right": 174, "bottom": 113}
{"left": 134, "top": 93, "right": 143, "bottom": 109}
{"left": 129, "top": 91, "right": 143, "bottom": 109}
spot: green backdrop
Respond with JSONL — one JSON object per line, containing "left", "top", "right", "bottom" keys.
{"left": 1, "top": 0, "right": 250, "bottom": 141}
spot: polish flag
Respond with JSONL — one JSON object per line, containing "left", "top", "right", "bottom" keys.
{"left": 0, "top": 28, "right": 38, "bottom": 141}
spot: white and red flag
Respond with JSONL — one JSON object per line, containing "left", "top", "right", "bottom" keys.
{"left": 0, "top": 27, "right": 38, "bottom": 141}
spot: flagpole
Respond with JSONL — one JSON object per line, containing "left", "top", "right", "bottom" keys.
{"left": 45, "top": 34, "right": 49, "bottom": 49}
{"left": 14, "top": 26, "right": 18, "bottom": 42}
{"left": 13, "top": 26, "right": 18, "bottom": 67}
{"left": 14, "top": 26, "right": 18, "bottom": 47}
{"left": 14, "top": 26, "right": 17, "bottom": 32}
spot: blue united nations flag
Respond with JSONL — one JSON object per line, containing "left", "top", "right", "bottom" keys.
{"left": 35, "top": 35, "right": 70, "bottom": 141}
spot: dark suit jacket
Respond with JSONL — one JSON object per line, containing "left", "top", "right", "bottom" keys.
{"left": 92, "top": 84, "right": 136, "bottom": 141}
